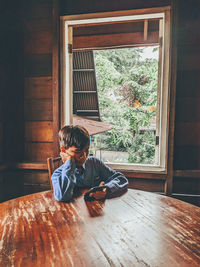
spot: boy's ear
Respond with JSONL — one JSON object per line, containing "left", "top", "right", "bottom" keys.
{"left": 60, "top": 146, "right": 66, "bottom": 152}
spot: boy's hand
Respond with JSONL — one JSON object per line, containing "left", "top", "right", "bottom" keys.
{"left": 60, "top": 152, "right": 70, "bottom": 163}
{"left": 60, "top": 145, "right": 89, "bottom": 166}
{"left": 89, "top": 182, "right": 107, "bottom": 200}
{"left": 60, "top": 148, "right": 76, "bottom": 163}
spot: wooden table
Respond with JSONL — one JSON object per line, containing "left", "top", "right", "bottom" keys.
{"left": 0, "top": 189, "right": 200, "bottom": 267}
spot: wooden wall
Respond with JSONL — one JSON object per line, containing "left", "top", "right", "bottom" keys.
{"left": 22, "top": 0, "right": 59, "bottom": 195}
{"left": 0, "top": 1, "right": 24, "bottom": 201}
{"left": 0, "top": 0, "right": 59, "bottom": 200}
{"left": 0, "top": 0, "right": 200, "bottom": 205}
{"left": 0, "top": 1, "right": 24, "bottom": 163}
{"left": 173, "top": 0, "right": 200, "bottom": 202}
{"left": 60, "top": 0, "right": 170, "bottom": 15}
{"left": 73, "top": 20, "right": 159, "bottom": 50}
{"left": 24, "top": 0, "right": 56, "bottom": 162}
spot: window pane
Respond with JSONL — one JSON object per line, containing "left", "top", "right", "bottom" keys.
{"left": 92, "top": 46, "right": 159, "bottom": 165}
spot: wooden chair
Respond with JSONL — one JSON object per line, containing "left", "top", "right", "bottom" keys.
{"left": 47, "top": 157, "right": 62, "bottom": 190}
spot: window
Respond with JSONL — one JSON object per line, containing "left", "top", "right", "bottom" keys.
{"left": 61, "top": 7, "right": 171, "bottom": 173}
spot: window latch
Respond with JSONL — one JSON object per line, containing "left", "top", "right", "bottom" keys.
{"left": 68, "top": 44, "right": 72, "bottom": 54}
{"left": 156, "top": 136, "right": 159, "bottom": 146}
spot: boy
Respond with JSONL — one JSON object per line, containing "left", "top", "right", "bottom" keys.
{"left": 51, "top": 125, "right": 128, "bottom": 202}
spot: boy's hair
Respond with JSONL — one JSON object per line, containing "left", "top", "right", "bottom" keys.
{"left": 59, "top": 125, "right": 90, "bottom": 150}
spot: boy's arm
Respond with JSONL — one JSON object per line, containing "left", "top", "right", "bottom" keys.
{"left": 95, "top": 158, "right": 129, "bottom": 198}
{"left": 104, "top": 172, "right": 129, "bottom": 198}
{"left": 51, "top": 160, "right": 76, "bottom": 202}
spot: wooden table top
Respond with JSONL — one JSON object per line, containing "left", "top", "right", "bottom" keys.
{"left": 0, "top": 189, "right": 200, "bottom": 267}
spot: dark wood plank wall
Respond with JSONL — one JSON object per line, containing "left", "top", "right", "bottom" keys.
{"left": 0, "top": 1, "right": 24, "bottom": 201}
{"left": 60, "top": 0, "right": 171, "bottom": 16}
{"left": 1, "top": 0, "right": 200, "bottom": 204}
{"left": 173, "top": 0, "right": 200, "bottom": 201}
{"left": 0, "top": 0, "right": 59, "bottom": 200}
{"left": 23, "top": 0, "right": 54, "bottom": 162}
{"left": 73, "top": 20, "right": 159, "bottom": 50}
{"left": 16, "top": 0, "right": 53, "bottom": 196}
{"left": 0, "top": 2, "right": 24, "bottom": 163}
{"left": 22, "top": 0, "right": 60, "bottom": 195}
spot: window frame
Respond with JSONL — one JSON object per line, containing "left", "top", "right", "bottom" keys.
{"left": 60, "top": 6, "right": 171, "bottom": 174}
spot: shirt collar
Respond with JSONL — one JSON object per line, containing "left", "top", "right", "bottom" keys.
{"left": 76, "top": 163, "right": 85, "bottom": 174}
{"left": 82, "top": 162, "right": 86, "bottom": 170}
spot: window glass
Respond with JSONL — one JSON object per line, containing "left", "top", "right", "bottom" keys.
{"left": 91, "top": 46, "right": 159, "bottom": 165}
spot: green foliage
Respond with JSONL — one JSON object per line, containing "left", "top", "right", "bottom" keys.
{"left": 93, "top": 47, "right": 158, "bottom": 164}
{"left": 95, "top": 48, "right": 142, "bottom": 74}
{"left": 128, "top": 132, "right": 156, "bottom": 164}
{"left": 95, "top": 54, "right": 121, "bottom": 89}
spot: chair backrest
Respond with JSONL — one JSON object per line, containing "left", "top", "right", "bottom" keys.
{"left": 47, "top": 157, "right": 62, "bottom": 190}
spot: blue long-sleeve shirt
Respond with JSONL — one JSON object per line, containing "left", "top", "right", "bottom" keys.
{"left": 51, "top": 156, "right": 128, "bottom": 202}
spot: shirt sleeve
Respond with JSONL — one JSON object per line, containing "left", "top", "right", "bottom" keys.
{"left": 95, "top": 158, "right": 129, "bottom": 198}
{"left": 51, "top": 160, "right": 76, "bottom": 202}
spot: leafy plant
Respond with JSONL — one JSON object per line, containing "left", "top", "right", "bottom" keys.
{"left": 128, "top": 131, "right": 156, "bottom": 164}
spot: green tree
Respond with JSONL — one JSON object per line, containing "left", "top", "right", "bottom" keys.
{"left": 94, "top": 47, "right": 158, "bottom": 164}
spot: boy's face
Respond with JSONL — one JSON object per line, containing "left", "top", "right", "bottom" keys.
{"left": 62, "top": 144, "right": 89, "bottom": 167}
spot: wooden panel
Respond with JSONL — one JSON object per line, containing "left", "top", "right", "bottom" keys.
{"left": 0, "top": 151, "right": 3, "bottom": 164}
{"left": 23, "top": 184, "right": 50, "bottom": 195}
{"left": 175, "top": 97, "right": 200, "bottom": 122}
{"left": 177, "top": 45, "right": 200, "bottom": 71}
{"left": 177, "top": 19, "right": 200, "bottom": 45}
{"left": 23, "top": 170, "right": 49, "bottom": 184}
{"left": 23, "top": 1, "right": 52, "bottom": 19}
{"left": 25, "top": 121, "right": 53, "bottom": 142}
{"left": 172, "top": 194, "right": 200, "bottom": 207}
{"left": 128, "top": 178, "right": 164, "bottom": 192}
{"left": 123, "top": 171, "right": 166, "bottom": 180}
{"left": 177, "top": 0, "right": 200, "bottom": 45}
{"left": 14, "top": 162, "right": 47, "bottom": 170}
{"left": 176, "top": 70, "right": 200, "bottom": 98}
{"left": 25, "top": 19, "right": 52, "bottom": 32}
{"left": 2, "top": 170, "right": 24, "bottom": 201}
{"left": 24, "top": 77, "right": 52, "bottom": 99}
{"left": 0, "top": 122, "right": 3, "bottom": 162}
{"left": 0, "top": 173, "right": 4, "bottom": 202}
{"left": 174, "top": 170, "right": 200, "bottom": 178}
{"left": 175, "top": 122, "right": 200, "bottom": 145}
{"left": 0, "top": 122, "right": 3, "bottom": 142}
{"left": 174, "top": 146, "right": 200, "bottom": 170}
{"left": 177, "top": 0, "right": 200, "bottom": 20}
{"left": 0, "top": 171, "right": 49, "bottom": 202}
{"left": 74, "top": 20, "right": 159, "bottom": 36}
{"left": 73, "top": 31, "right": 159, "bottom": 50}
{"left": 0, "top": 102, "right": 3, "bottom": 121}
{"left": 24, "top": 54, "right": 52, "bottom": 77}
{"left": 173, "top": 177, "right": 200, "bottom": 195}
{"left": 60, "top": 0, "right": 170, "bottom": 16}
{"left": 0, "top": 165, "right": 8, "bottom": 171}
{"left": 52, "top": 0, "right": 60, "bottom": 156}
{"left": 24, "top": 31, "right": 52, "bottom": 54}
{"left": 24, "top": 143, "right": 55, "bottom": 161}
{"left": 4, "top": 118, "right": 24, "bottom": 162}
{"left": 24, "top": 99, "right": 53, "bottom": 121}
{"left": 0, "top": 19, "right": 24, "bottom": 161}
{"left": 174, "top": 0, "right": 200, "bottom": 174}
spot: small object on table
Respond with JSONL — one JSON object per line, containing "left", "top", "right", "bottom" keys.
{"left": 84, "top": 186, "right": 107, "bottom": 201}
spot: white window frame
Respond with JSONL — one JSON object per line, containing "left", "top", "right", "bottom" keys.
{"left": 60, "top": 7, "right": 171, "bottom": 174}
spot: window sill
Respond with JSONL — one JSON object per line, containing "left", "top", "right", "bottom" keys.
{"left": 107, "top": 163, "right": 166, "bottom": 173}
